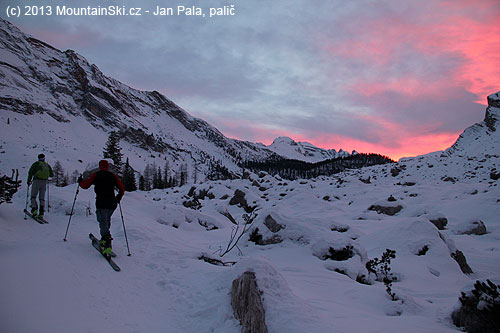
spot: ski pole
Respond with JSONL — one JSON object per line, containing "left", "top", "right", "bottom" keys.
{"left": 118, "top": 202, "right": 131, "bottom": 256}
{"left": 24, "top": 182, "right": 30, "bottom": 220}
{"left": 63, "top": 183, "right": 80, "bottom": 241}
{"left": 47, "top": 181, "right": 50, "bottom": 213}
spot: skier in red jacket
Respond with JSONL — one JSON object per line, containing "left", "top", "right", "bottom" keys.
{"left": 78, "top": 160, "right": 125, "bottom": 254}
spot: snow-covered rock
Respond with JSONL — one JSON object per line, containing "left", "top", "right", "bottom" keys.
{"left": 264, "top": 136, "right": 353, "bottom": 163}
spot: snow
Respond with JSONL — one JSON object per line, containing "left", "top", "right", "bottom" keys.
{"left": 1, "top": 17, "right": 500, "bottom": 333}
{"left": 266, "top": 136, "right": 350, "bottom": 163}
{"left": 1, "top": 149, "right": 499, "bottom": 332}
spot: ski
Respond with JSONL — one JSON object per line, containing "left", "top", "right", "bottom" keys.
{"left": 89, "top": 233, "right": 120, "bottom": 272}
{"left": 23, "top": 209, "right": 48, "bottom": 224}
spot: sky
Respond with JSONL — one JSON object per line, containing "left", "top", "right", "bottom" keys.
{"left": 2, "top": 0, "right": 499, "bottom": 160}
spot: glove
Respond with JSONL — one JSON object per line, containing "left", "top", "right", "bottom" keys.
{"left": 77, "top": 175, "right": 83, "bottom": 183}
{"left": 27, "top": 180, "right": 32, "bottom": 186}
{"left": 116, "top": 192, "right": 123, "bottom": 203}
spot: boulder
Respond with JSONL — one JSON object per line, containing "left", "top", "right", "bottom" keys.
{"left": 429, "top": 217, "right": 448, "bottom": 230}
{"left": 368, "top": 204, "right": 403, "bottom": 216}
{"left": 455, "top": 220, "right": 488, "bottom": 235}
{"left": 229, "top": 189, "right": 254, "bottom": 213}
{"left": 451, "top": 250, "right": 473, "bottom": 274}
{"left": 263, "top": 215, "right": 284, "bottom": 233}
{"left": 231, "top": 272, "right": 268, "bottom": 333}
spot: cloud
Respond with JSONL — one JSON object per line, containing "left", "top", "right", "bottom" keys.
{"left": 3, "top": 0, "right": 499, "bottom": 160}
{"left": 322, "top": 0, "right": 500, "bottom": 103}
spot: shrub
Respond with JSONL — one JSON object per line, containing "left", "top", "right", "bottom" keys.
{"left": 324, "top": 245, "right": 354, "bottom": 261}
{"left": 0, "top": 172, "right": 21, "bottom": 205}
{"left": 366, "top": 249, "right": 398, "bottom": 301}
{"left": 452, "top": 280, "right": 500, "bottom": 333}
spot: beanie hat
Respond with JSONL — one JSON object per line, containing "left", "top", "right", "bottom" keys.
{"left": 99, "top": 160, "right": 109, "bottom": 171}
{"left": 38, "top": 153, "right": 45, "bottom": 161}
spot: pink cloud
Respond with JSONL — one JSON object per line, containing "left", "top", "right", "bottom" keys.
{"left": 325, "top": 1, "right": 500, "bottom": 104}
{"left": 219, "top": 114, "right": 459, "bottom": 161}
{"left": 300, "top": 131, "right": 459, "bottom": 162}
{"left": 305, "top": 113, "right": 460, "bottom": 161}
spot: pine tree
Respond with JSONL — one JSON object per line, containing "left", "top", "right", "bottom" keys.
{"left": 193, "top": 162, "right": 199, "bottom": 184}
{"left": 180, "top": 164, "right": 188, "bottom": 186}
{"left": 122, "top": 158, "right": 137, "bottom": 192}
{"left": 53, "top": 161, "right": 65, "bottom": 187}
{"left": 142, "top": 164, "right": 153, "bottom": 191}
{"left": 156, "top": 166, "right": 163, "bottom": 189}
{"left": 170, "top": 174, "right": 178, "bottom": 188}
{"left": 163, "top": 161, "right": 169, "bottom": 187}
{"left": 139, "top": 175, "right": 145, "bottom": 191}
{"left": 103, "top": 131, "right": 123, "bottom": 170}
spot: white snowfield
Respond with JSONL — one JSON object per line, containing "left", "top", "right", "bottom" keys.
{"left": 1, "top": 130, "right": 499, "bottom": 332}
{"left": 0, "top": 16, "right": 499, "bottom": 333}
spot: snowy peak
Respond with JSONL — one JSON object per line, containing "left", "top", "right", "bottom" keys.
{"left": 266, "top": 136, "right": 352, "bottom": 163}
{"left": 271, "top": 136, "right": 296, "bottom": 146}
{"left": 446, "top": 91, "right": 500, "bottom": 156}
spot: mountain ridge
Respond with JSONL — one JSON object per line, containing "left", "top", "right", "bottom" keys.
{"left": 1, "top": 17, "right": 498, "bottom": 183}
{"left": 0, "top": 18, "right": 356, "bottom": 179}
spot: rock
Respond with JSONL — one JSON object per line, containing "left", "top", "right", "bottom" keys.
{"left": 229, "top": 189, "right": 254, "bottom": 213}
{"left": 396, "top": 181, "right": 416, "bottom": 186}
{"left": 488, "top": 91, "right": 500, "bottom": 108}
{"left": 464, "top": 221, "right": 487, "bottom": 235}
{"left": 391, "top": 167, "right": 401, "bottom": 177}
{"left": 331, "top": 224, "right": 349, "bottom": 233}
{"left": 429, "top": 217, "right": 448, "bottom": 230}
{"left": 442, "top": 176, "right": 457, "bottom": 183}
{"left": 261, "top": 235, "right": 283, "bottom": 245}
{"left": 231, "top": 272, "right": 268, "bottom": 333}
{"left": 263, "top": 215, "right": 284, "bottom": 233}
{"left": 230, "top": 189, "right": 247, "bottom": 206}
{"left": 455, "top": 220, "right": 488, "bottom": 235}
{"left": 490, "top": 169, "right": 500, "bottom": 180}
{"left": 359, "top": 176, "right": 371, "bottom": 184}
{"left": 249, "top": 228, "right": 283, "bottom": 246}
{"left": 451, "top": 250, "right": 473, "bottom": 274}
{"left": 485, "top": 93, "right": 500, "bottom": 131}
{"left": 368, "top": 204, "right": 403, "bottom": 216}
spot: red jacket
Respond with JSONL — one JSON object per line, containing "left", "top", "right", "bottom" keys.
{"left": 79, "top": 160, "right": 125, "bottom": 209}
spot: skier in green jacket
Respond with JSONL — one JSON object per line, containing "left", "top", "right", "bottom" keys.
{"left": 27, "top": 153, "right": 53, "bottom": 218}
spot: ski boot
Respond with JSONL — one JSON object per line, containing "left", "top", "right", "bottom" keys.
{"left": 100, "top": 235, "right": 113, "bottom": 255}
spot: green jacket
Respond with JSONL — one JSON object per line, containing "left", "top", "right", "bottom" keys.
{"left": 28, "top": 161, "right": 54, "bottom": 182}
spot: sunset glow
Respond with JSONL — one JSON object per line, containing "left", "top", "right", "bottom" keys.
{"left": 5, "top": 0, "right": 499, "bottom": 160}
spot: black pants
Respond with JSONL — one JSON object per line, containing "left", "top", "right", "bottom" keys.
{"left": 96, "top": 208, "right": 114, "bottom": 239}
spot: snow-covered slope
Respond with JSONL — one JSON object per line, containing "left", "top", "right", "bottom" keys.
{"left": 1, "top": 15, "right": 500, "bottom": 333}
{"left": 263, "top": 136, "right": 354, "bottom": 163}
{"left": 393, "top": 91, "right": 500, "bottom": 184}
{"left": 445, "top": 91, "right": 500, "bottom": 157}
{"left": 0, "top": 18, "right": 362, "bottom": 180}
{"left": 0, "top": 18, "right": 281, "bottom": 179}
{"left": 1, "top": 93, "right": 499, "bottom": 332}
{"left": 1, "top": 151, "right": 499, "bottom": 332}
